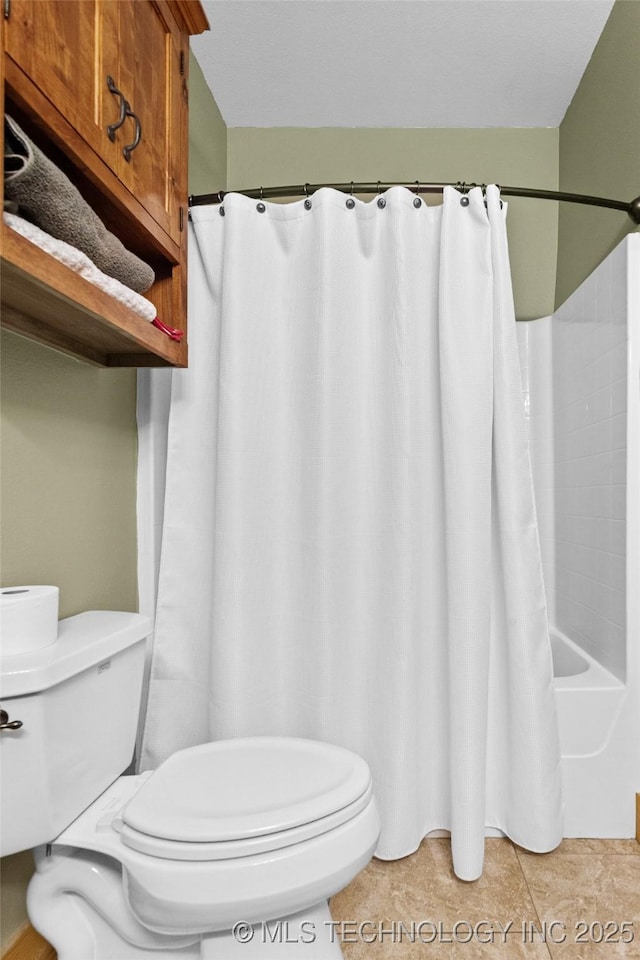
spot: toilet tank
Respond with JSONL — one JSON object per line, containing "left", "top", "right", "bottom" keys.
{"left": 0, "top": 611, "right": 150, "bottom": 857}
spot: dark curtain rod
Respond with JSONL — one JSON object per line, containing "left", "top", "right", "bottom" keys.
{"left": 189, "top": 182, "right": 640, "bottom": 223}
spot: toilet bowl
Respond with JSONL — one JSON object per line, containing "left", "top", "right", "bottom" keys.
{"left": 0, "top": 611, "right": 380, "bottom": 958}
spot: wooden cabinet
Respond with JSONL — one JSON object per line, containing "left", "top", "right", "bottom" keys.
{"left": 4, "top": 0, "right": 189, "bottom": 244}
{"left": 1, "top": 0, "right": 208, "bottom": 367}
{"left": 3, "top": 2, "right": 105, "bottom": 157}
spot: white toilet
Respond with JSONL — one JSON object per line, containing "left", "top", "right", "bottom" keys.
{"left": 0, "top": 611, "right": 380, "bottom": 958}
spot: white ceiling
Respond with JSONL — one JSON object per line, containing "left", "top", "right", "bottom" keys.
{"left": 192, "top": 0, "right": 615, "bottom": 128}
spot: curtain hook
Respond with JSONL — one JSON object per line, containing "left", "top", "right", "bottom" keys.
{"left": 413, "top": 180, "right": 422, "bottom": 208}
{"left": 346, "top": 182, "right": 356, "bottom": 209}
{"left": 377, "top": 181, "right": 382, "bottom": 194}
{"left": 260, "top": 186, "right": 264, "bottom": 200}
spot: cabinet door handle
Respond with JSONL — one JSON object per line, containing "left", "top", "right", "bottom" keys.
{"left": 106, "top": 75, "right": 129, "bottom": 142}
{"left": 122, "top": 108, "right": 142, "bottom": 162}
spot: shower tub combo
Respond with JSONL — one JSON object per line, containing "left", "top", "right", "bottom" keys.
{"left": 551, "top": 628, "right": 636, "bottom": 837}
{"left": 138, "top": 237, "right": 640, "bottom": 843}
{"left": 527, "top": 234, "right": 640, "bottom": 840}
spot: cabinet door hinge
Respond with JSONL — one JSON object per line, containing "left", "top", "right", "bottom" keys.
{"left": 4, "top": 0, "right": 11, "bottom": 20}
{"left": 180, "top": 51, "right": 185, "bottom": 76}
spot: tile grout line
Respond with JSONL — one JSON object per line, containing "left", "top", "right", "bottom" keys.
{"left": 512, "top": 841, "right": 555, "bottom": 960}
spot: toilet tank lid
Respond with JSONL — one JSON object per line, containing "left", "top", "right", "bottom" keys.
{"left": 0, "top": 611, "right": 151, "bottom": 697}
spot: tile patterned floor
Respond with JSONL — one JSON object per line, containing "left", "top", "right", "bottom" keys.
{"left": 330, "top": 838, "right": 640, "bottom": 959}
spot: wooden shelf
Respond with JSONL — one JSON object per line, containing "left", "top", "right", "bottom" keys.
{"left": 1, "top": 225, "right": 187, "bottom": 367}
{"left": 0, "top": 0, "right": 210, "bottom": 368}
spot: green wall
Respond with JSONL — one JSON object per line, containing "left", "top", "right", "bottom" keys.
{"left": 556, "top": 0, "right": 640, "bottom": 308}
{"left": 228, "top": 127, "right": 559, "bottom": 321}
{"left": 0, "top": 51, "right": 226, "bottom": 956}
{"left": 0, "top": 334, "right": 138, "bottom": 615}
{"left": 188, "top": 51, "right": 227, "bottom": 196}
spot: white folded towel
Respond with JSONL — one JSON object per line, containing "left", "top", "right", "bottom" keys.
{"left": 3, "top": 212, "right": 157, "bottom": 323}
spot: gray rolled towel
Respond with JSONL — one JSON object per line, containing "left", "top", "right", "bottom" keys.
{"left": 4, "top": 115, "right": 155, "bottom": 294}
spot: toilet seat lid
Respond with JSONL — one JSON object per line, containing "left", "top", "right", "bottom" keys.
{"left": 123, "top": 737, "right": 371, "bottom": 843}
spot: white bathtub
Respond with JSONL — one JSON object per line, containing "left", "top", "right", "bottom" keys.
{"left": 551, "top": 627, "right": 637, "bottom": 838}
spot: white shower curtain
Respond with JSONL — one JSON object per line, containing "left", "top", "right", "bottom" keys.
{"left": 140, "top": 185, "right": 563, "bottom": 881}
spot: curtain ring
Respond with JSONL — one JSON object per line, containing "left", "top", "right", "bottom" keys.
{"left": 414, "top": 180, "right": 420, "bottom": 194}
{"left": 413, "top": 181, "right": 422, "bottom": 208}
{"left": 260, "top": 186, "right": 264, "bottom": 200}
{"left": 303, "top": 183, "right": 312, "bottom": 210}
{"left": 377, "top": 181, "right": 382, "bottom": 194}
{"left": 346, "top": 182, "right": 356, "bottom": 209}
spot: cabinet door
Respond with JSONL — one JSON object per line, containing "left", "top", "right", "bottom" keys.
{"left": 5, "top": 0, "right": 187, "bottom": 246}
{"left": 104, "top": 0, "right": 187, "bottom": 244}
{"left": 4, "top": 1, "right": 123, "bottom": 173}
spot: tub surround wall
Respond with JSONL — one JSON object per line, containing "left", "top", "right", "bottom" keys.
{"left": 522, "top": 238, "right": 638, "bottom": 837}
{"left": 552, "top": 240, "right": 629, "bottom": 681}
{"left": 524, "top": 236, "right": 636, "bottom": 682}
